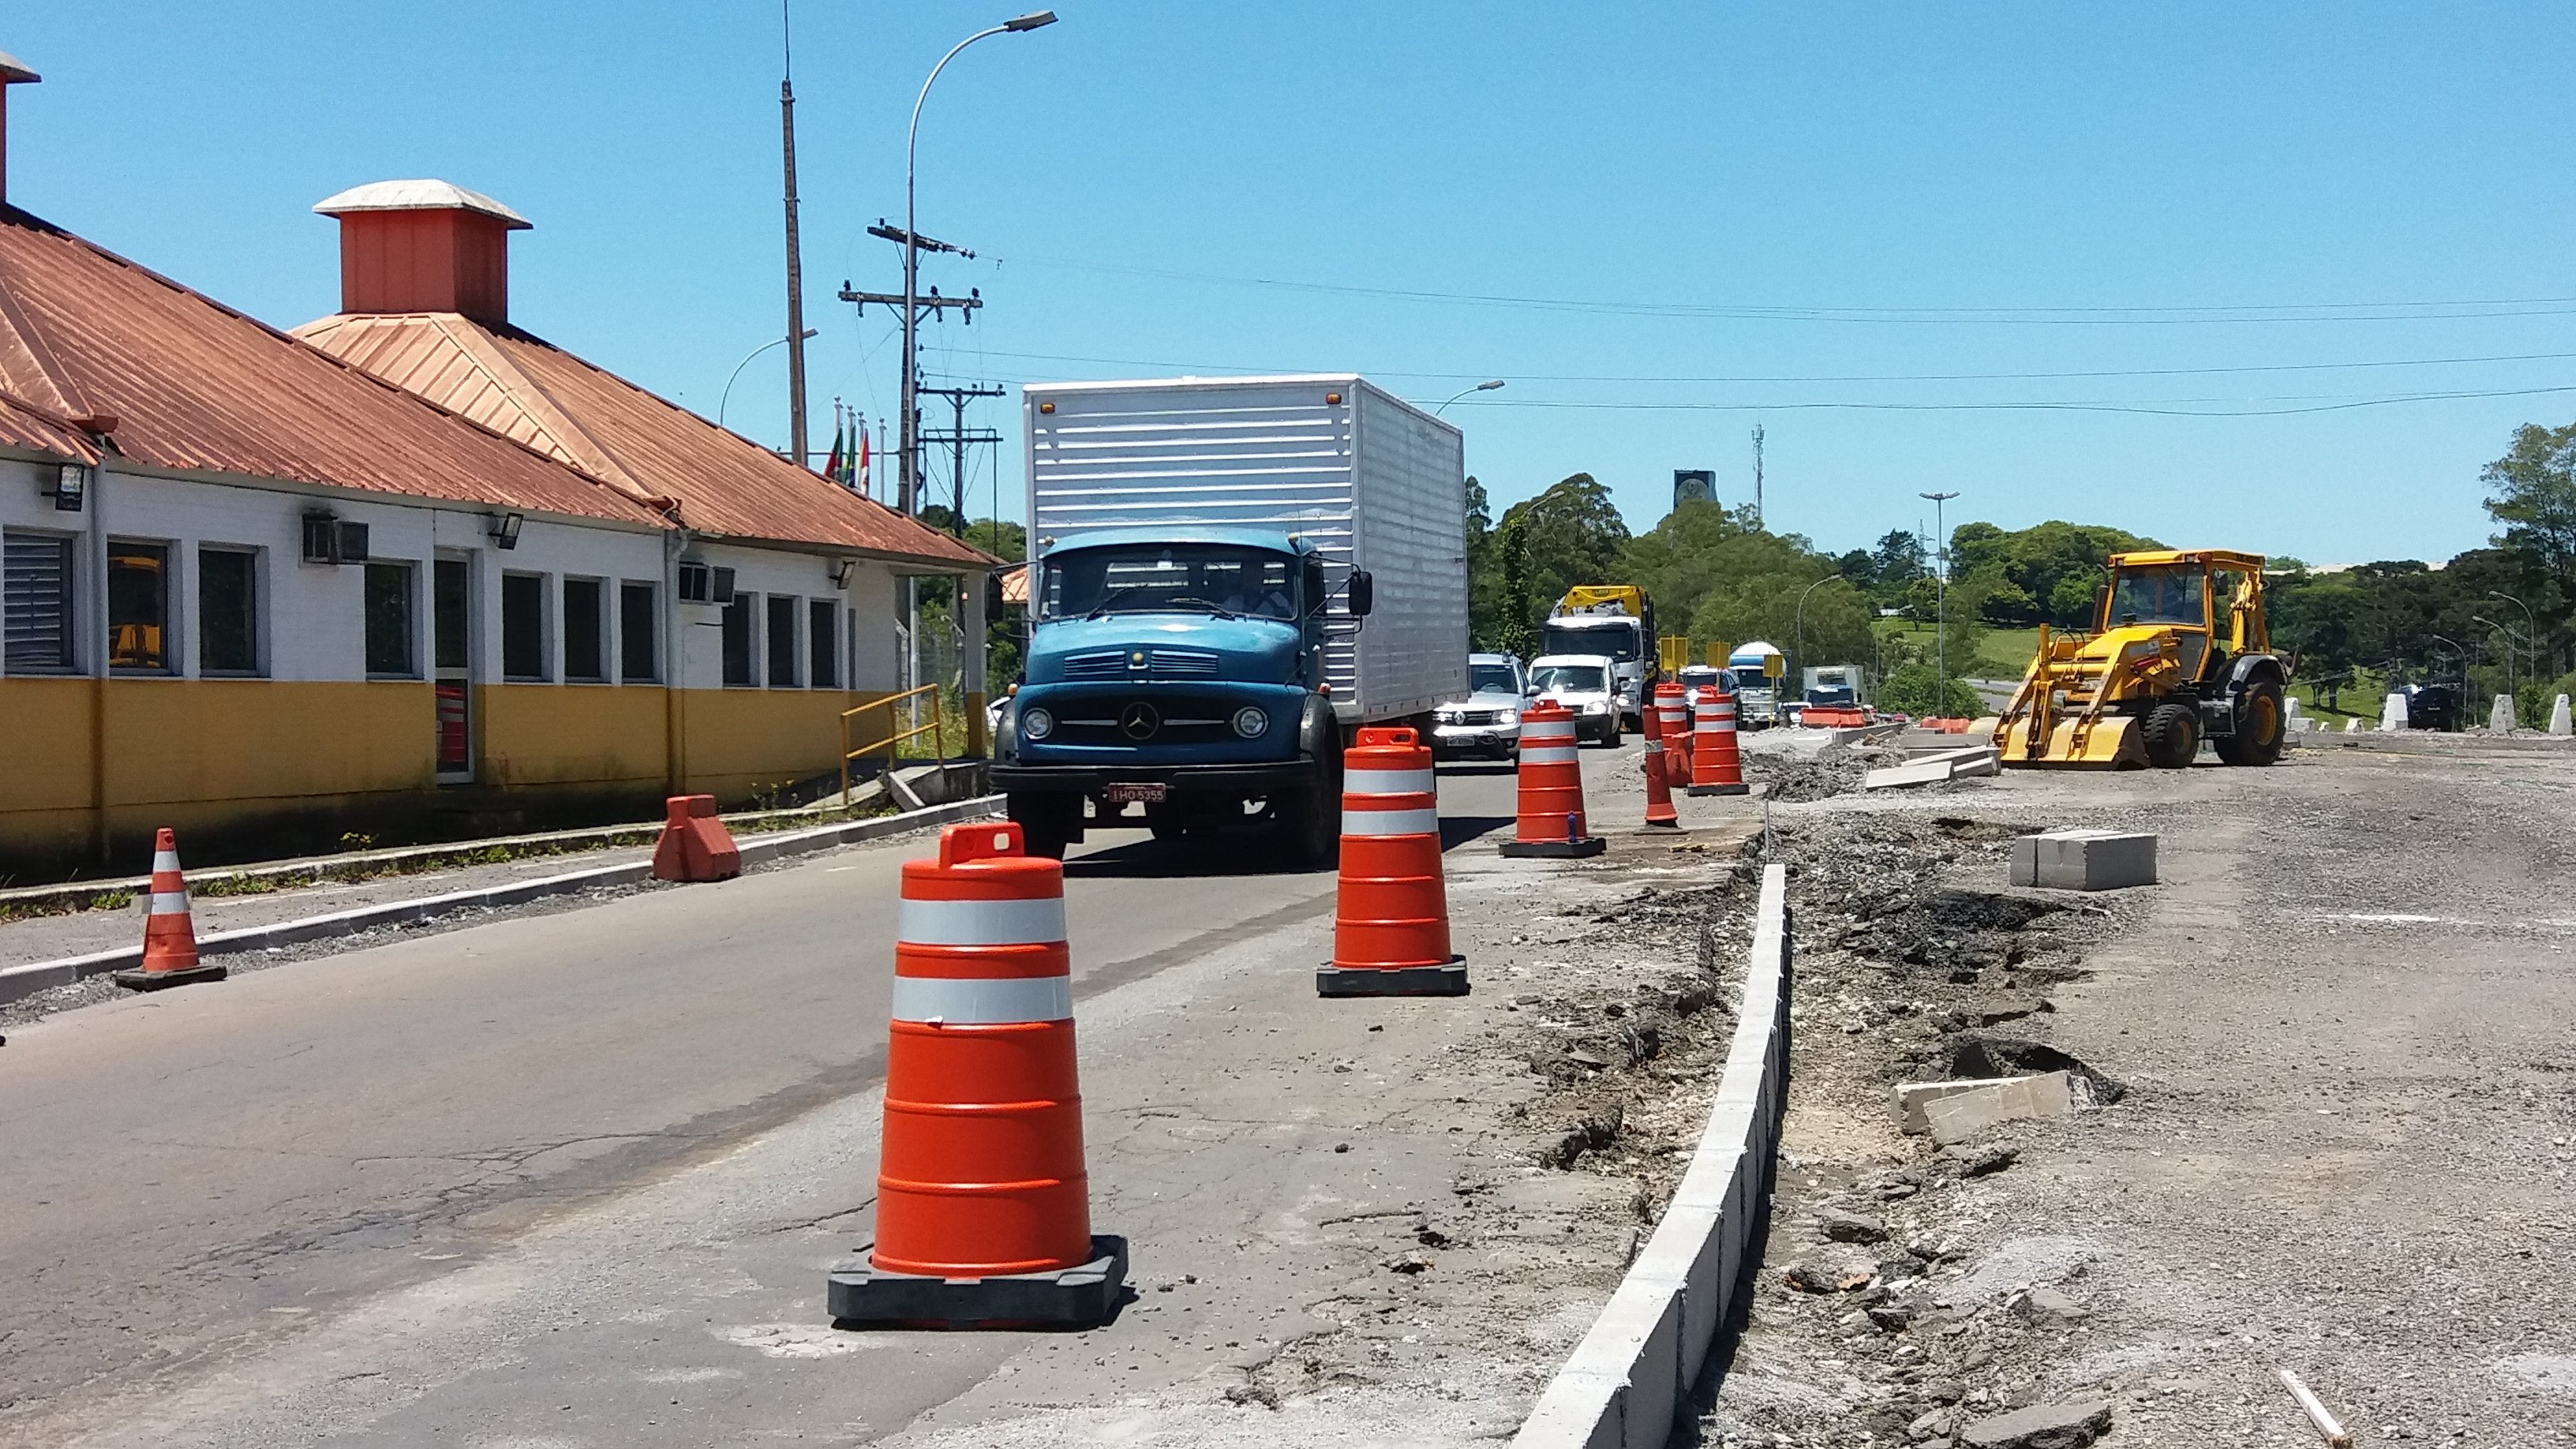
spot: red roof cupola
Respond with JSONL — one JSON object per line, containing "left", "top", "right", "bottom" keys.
{"left": 313, "top": 179, "right": 530, "bottom": 325}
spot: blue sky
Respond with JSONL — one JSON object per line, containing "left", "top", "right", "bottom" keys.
{"left": 9, "top": 2, "right": 2574, "bottom": 564}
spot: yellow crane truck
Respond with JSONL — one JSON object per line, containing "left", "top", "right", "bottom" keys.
{"left": 1973, "top": 549, "right": 2288, "bottom": 769}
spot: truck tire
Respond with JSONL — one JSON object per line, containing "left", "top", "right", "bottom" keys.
{"left": 2140, "top": 700, "right": 2200, "bottom": 769}
{"left": 1281, "top": 736, "right": 1345, "bottom": 870}
{"left": 2214, "top": 680, "right": 2286, "bottom": 766}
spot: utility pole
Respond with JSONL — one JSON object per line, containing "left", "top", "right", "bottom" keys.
{"left": 918, "top": 382, "right": 1005, "bottom": 537}
{"left": 840, "top": 222, "right": 981, "bottom": 515}
{"left": 1919, "top": 491, "right": 1960, "bottom": 706}
{"left": 1750, "top": 424, "right": 1765, "bottom": 528}
{"left": 780, "top": 4, "right": 810, "bottom": 470}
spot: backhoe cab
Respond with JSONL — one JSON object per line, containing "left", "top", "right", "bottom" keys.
{"left": 1975, "top": 549, "right": 2289, "bottom": 770}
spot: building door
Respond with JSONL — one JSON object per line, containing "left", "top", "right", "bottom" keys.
{"left": 433, "top": 553, "right": 474, "bottom": 784}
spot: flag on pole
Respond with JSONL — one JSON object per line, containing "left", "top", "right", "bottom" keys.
{"left": 824, "top": 402, "right": 846, "bottom": 483}
{"left": 854, "top": 417, "right": 871, "bottom": 494}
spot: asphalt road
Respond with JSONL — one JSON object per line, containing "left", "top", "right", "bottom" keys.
{"left": 0, "top": 747, "right": 1616, "bottom": 1445}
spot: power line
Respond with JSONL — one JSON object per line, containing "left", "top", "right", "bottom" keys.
{"left": 1418, "top": 383, "right": 2576, "bottom": 417}
{"left": 946, "top": 345, "right": 2576, "bottom": 387}
{"left": 994, "top": 253, "right": 2576, "bottom": 325}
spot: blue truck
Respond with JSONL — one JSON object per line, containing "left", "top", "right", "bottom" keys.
{"left": 994, "top": 376, "right": 1469, "bottom": 863}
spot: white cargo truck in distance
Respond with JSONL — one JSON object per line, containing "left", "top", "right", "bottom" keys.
{"left": 995, "top": 376, "right": 1469, "bottom": 863}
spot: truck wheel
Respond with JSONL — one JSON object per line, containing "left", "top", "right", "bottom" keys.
{"left": 2140, "top": 701, "right": 2200, "bottom": 769}
{"left": 2214, "top": 680, "right": 2286, "bottom": 766}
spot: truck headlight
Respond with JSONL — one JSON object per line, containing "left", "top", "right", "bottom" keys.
{"left": 1582, "top": 700, "right": 1605, "bottom": 715}
{"left": 1232, "top": 706, "right": 1269, "bottom": 738}
{"left": 1022, "top": 706, "right": 1054, "bottom": 741}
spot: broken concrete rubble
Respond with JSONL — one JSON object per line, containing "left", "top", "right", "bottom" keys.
{"left": 2009, "top": 829, "right": 2157, "bottom": 890}
{"left": 1956, "top": 1398, "right": 2115, "bottom": 1449}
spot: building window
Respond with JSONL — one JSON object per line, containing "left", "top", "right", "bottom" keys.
{"left": 766, "top": 594, "right": 800, "bottom": 687}
{"left": 366, "top": 561, "right": 416, "bottom": 677}
{"left": 107, "top": 541, "right": 170, "bottom": 672}
{"left": 721, "top": 592, "right": 756, "bottom": 686}
{"left": 2, "top": 531, "right": 74, "bottom": 672}
{"left": 809, "top": 599, "right": 840, "bottom": 689}
{"left": 199, "top": 547, "right": 259, "bottom": 675}
{"left": 501, "top": 571, "right": 549, "bottom": 681}
{"left": 620, "top": 580, "right": 657, "bottom": 683}
{"left": 563, "top": 577, "right": 605, "bottom": 683}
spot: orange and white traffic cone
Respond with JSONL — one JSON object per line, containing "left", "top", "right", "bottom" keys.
{"left": 827, "top": 821, "right": 1125, "bottom": 1327}
{"left": 1499, "top": 700, "right": 1606, "bottom": 859}
{"left": 112, "top": 828, "right": 226, "bottom": 991}
{"left": 1687, "top": 689, "right": 1750, "bottom": 797}
{"left": 1642, "top": 740, "right": 1682, "bottom": 827}
{"left": 1657, "top": 681, "right": 1693, "bottom": 784}
{"left": 1321, "top": 727, "right": 1467, "bottom": 995}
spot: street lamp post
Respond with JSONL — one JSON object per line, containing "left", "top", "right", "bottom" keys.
{"left": 900, "top": 10, "right": 1057, "bottom": 514}
{"left": 1432, "top": 380, "right": 1504, "bottom": 415}
{"left": 1792, "top": 573, "right": 1836, "bottom": 688}
{"left": 2474, "top": 615, "right": 2531, "bottom": 711}
{"left": 2490, "top": 589, "right": 2539, "bottom": 680}
{"left": 1919, "top": 492, "right": 1960, "bottom": 709}
{"left": 718, "top": 328, "right": 819, "bottom": 439}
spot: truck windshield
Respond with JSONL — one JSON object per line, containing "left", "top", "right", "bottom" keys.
{"left": 1039, "top": 545, "right": 1300, "bottom": 621}
{"left": 1543, "top": 622, "right": 1642, "bottom": 661}
{"left": 1530, "top": 663, "right": 1606, "bottom": 693}
{"left": 1470, "top": 662, "right": 1518, "bottom": 694}
{"left": 2106, "top": 566, "right": 2206, "bottom": 628}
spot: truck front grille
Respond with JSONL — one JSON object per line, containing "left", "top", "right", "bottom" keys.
{"left": 1050, "top": 695, "right": 1233, "bottom": 745}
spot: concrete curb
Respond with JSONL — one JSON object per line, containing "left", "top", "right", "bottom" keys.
{"left": 1511, "top": 862, "right": 1792, "bottom": 1449}
{"left": 0, "top": 796, "right": 1004, "bottom": 1007}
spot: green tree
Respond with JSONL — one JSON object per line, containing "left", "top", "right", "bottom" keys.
{"left": 1497, "top": 514, "right": 1535, "bottom": 660}
{"left": 2483, "top": 421, "right": 2576, "bottom": 580}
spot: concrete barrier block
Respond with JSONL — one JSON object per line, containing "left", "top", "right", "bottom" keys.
{"left": 2014, "top": 829, "right": 2156, "bottom": 891}
{"left": 1893, "top": 1075, "right": 2035, "bottom": 1134}
{"left": 2344, "top": 717, "right": 2361, "bottom": 734}
{"left": 1926, "top": 1071, "right": 2076, "bottom": 1145}
{"left": 2553, "top": 694, "right": 2573, "bottom": 737}
{"left": 2379, "top": 691, "right": 2408, "bottom": 732}
{"left": 2491, "top": 695, "right": 2517, "bottom": 736}
{"left": 1863, "top": 759, "right": 1954, "bottom": 790}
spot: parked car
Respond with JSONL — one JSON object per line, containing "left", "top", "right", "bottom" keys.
{"left": 2405, "top": 683, "right": 2461, "bottom": 732}
{"left": 1678, "top": 664, "right": 1734, "bottom": 709}
{"left": 1432, "top": 653, "right": 1526, "bottom": 759}
{"left": 1526, "top": 653, "right": 1623, "bottom": 745}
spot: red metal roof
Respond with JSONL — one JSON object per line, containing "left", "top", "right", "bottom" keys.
{"left": 294, "top": 311, "right": 994, "bottom": 569}
{"left": 0, "top": 206, "right": 668, "bottom": 527}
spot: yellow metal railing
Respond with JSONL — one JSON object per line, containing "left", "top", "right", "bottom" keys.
{"left": 841, "top": 684, "right": 944, "bottom": 806}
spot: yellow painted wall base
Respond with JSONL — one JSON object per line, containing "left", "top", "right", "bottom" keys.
{"left": 1, "top": 677, "right": 913, "bottom": 879}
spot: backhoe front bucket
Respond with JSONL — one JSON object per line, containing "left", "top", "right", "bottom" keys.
{"left": 1992, "top": 714, "right": 2146, "bottom": 769}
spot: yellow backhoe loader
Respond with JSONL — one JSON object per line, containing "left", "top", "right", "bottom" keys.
{"left": 1972, "top": 549, "right": 2289, "bottom": 769}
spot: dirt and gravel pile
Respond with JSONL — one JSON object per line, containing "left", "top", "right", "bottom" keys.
{"left": 1698, "top": 814, "right": 2151, "bottom": 1449}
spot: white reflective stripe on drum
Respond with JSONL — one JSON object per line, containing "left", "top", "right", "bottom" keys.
{"left": 891, "top": 973, "right": 1073, "bottom": 1024}
{"left": 897, "top": 895, "right": 1067, "bottom": 946}
{"left": 1345, "top": 766, "right": 1436, "bottom": 796}
{"left": 1520, "top": 720, "right": 1574, "bottom": 736}
{"left": 152, "top": 850, "right": 181, "bottom": 874}
{"left": 1343, "top": 806, "right": 1440, "bottom": 837}
{"left": 149, "top": 890, "right": 190, "bottom": 915}
{"left": 1519, "top": 746, "right": 1579, "bottom": 764}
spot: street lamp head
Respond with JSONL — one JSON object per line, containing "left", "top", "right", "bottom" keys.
{"left": 1003, "top": 10, "right": 1058, "bottom": 30}
{"left": 1919, "top": 491, "right": 1960, "bottom": 503}
{"left": 1476, "top": 379, "right": 1504, "bottom": 392}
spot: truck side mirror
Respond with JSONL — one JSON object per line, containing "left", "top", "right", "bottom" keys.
{"left": 1347, "top": 570, "right": 1375, "bottom": 618}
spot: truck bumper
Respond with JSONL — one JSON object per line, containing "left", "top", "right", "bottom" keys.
{"left": 990, "top": 760, "right": 1316, "bottom": 795}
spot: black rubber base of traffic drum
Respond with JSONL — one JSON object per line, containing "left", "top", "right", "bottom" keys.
{"left": 1497, "top": 837, "right": 1608, "bottom": 858}
{"left": 827, "top": 1235, "right": 1128, "bottom": 1329}
{"left": 110, "top": 963, "right": 228, "bottom": 991}
{"left": 1316, "top": 959, "right": 1470, "bottom": 998}
{"left": 1685, "top": 784, "right": 1750, "bottom": 797}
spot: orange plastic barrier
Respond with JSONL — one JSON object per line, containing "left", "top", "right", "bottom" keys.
{"left": 1322, "top": 728, "right": 1468, "bottom": 995}
{"left": 826, "top": 821, "right": 1125, "bottom": 1327}
{"left": 1499, "top": 700, "right": 1605, "bottom": 859}
{"left": 112, "top": 827, "right": 226, "bottom": 991}
{"left": 651, "top": 794, "right": 741, "bottom": 882}
{"left": 1642, "top": 740, "right": 1681, "bottom": 828}
{"left": 1655, "top": 681, "right": 1693, "bottom": 782}
{"left": 1687, "top": 690, "right": 1750, "bottom": 797}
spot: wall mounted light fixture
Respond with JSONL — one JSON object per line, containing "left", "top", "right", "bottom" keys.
{"left": 487, "top": 511, "right": 525, "bottom": 550}
{"left": 829, "top": 558, "right": 856, "bottom": 590}
{"left": 41, "top": 462, "right": 85, "bottom": 511}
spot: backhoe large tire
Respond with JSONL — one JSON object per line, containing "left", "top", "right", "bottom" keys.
{"left": 2215, "top": 680, "right": 2287, "bottom": 766}
{"left": 2140, "top": 700, "right": 2200, "bottom": 769}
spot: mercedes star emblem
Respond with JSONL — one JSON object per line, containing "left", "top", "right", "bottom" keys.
{"left": 1118, "top": 701, "right": 1160, "bottom": 740}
